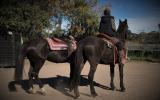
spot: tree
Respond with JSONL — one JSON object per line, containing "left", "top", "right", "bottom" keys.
{"left": 0, "top": 0, "right": 100, "bottom": 39}
{"left": 0, "top": 0, "right": 50, "bottom": 34}
{"left": 48, "top": 0, "right": 99, "bottom": 37}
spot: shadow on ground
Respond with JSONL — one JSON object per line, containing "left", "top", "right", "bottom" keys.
{"left": 8, "top": 75, "right": 111, "bottom": 98}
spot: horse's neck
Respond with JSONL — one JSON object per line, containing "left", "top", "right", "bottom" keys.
{"left": 115, "top": 31, "right": 126, "bottom": 43}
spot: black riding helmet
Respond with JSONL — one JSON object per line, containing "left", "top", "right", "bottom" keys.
{"left": 104, "top": 7, "right": 111, "bottom": 15}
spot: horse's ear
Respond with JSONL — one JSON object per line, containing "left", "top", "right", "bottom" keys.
{"left": 119, "top": 19, "right": 122, "bottom": 24}
{"left": 124, "top": 19, "right": 127, "bottom": 23}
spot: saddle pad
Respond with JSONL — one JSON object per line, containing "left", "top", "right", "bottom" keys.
{"left": 46, "top": 38, "right": 68, "bottom": 50}
{"left": 46, "top": 38, "right": 77, "bottom": 51}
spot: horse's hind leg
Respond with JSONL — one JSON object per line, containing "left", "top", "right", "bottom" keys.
{"left": 69, "top": 59, "right": 86, "bottom": 92}
{"left": 110, "top": 64, "right": 115, "bottom": 90}
{"left": 119, "top": 63, "right": 125, "bottom": 92}
{"left": 28, "top": 59, "right": 45, "bottom": 94}
{"left": 69, "top": 61, "right": 74, "bottom": 91}
{"left": 88, "top": 60, "right": 98, "bottom": 97}
{"left": 33, "top": 59, "right": 46, "bottom": 95}
{"left": 28, "top": 62, "right": 36, "bottom": 94}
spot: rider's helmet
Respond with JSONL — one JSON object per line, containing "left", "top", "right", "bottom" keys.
{"left": 104, "top": 7, "right": 111, "bottom": 15}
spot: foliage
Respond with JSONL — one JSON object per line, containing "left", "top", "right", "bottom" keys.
{"left": 0, "top": 0, "right": 50, "bottom": 35}
{"left": 0, "top": 0, "right": 100, "bottom": 39}
{"left": 49, "top": 0, "right": 99, "bottom": 37}
{"left": 127, "top": 30, "right": 160, "bottom": 44}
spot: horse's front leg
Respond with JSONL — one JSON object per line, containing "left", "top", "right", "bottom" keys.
{"left": 110, "top": 64, "right": 115, "bottom": 90}
{"left": 119, "top": 63, "right": 125, "bottom": 92}
{"left": 69, "top": 61, "right": 74, "bottom": 92}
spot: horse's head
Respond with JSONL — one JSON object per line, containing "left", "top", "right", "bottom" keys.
{"left": 116, "top": 19, "right": 128, "bottom": 43}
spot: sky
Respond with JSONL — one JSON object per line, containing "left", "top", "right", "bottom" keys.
{"left": 99, "top": 0, "right": 160, "bottom": 33}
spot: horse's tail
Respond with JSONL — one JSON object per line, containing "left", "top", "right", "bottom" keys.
{"left": 14, "top": 43, "right": 27, "bottom": 81}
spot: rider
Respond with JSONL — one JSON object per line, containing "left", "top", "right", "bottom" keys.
{"left": 98, "top": 7, "right": 124, "bottom": 63}
{"left": 99, "top": 7, "right": 116, "bottom": 37}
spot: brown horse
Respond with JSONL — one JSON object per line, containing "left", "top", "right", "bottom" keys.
{"left": 14, "top": 35, "right": 77, "bottom": 95}
{"left": 72, "top": 19, "right": 128, "bottom": 98}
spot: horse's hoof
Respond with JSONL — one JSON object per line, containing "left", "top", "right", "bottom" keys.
{"left": 69, "top": 89, "right": 72, "bottom": 92}
{"left": 69, "top": 88, "right": 73, "bottom": 92}
{"left": 120, "top": 87, "right": 126, "bottom": 92}
{"left": 74, "top": 93, "right": 80, "bottom": 99}
{"left": 28, "top": 88, "right": 37, "bottom": 94}
{"left": 120, "top": 90, "right": 125, "bottom": 92}
{"left": 91, "top": 93, "right": 98, "bottom": 97}
{"left": 110, "top": 87, "right": 115, "bottom": 91}
{"left": 121, "top": 89, "right": 126, "bottom": 92}
{"left": 110, "top": 84, "right": 115, "bottom": 90}
{"left": 74, "top": 96, "right": 80, "bottom": 99}
{"left": 38, "top": 87, "right": 46, "bottom": 95}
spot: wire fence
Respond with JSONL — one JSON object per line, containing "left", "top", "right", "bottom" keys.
{"left": 126, "top": 44, "right": 160, "bottom": 61}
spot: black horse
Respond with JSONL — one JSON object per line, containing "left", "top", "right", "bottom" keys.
{"left": 14, "top": 36, "right": 76, "bottom": 95}
{"left": 72, "top": 19, "right": 128, "bottom": 98}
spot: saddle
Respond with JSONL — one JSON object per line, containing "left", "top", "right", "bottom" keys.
{"left": 46, "top": 37, "right": 76, "bottom": 51}
{"left": 97, "top": 33, "right": 119, "bottom": 45}
{"left": 97, "top": 33, "right": 126, "bottom": 64}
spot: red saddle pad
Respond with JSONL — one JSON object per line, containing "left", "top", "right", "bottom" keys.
{"left": 46, "top": 38, "right": 76, "bottom": 50}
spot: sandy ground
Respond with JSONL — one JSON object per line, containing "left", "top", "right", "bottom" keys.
{"left": 0, "top": 60, "right": 160, "bottom": 100}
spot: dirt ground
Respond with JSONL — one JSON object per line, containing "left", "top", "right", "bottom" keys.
{"left": 0, "top": 60, "right": 160, "bottom": 100}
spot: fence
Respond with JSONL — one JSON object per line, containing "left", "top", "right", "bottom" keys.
{"left": 0, "top": 33, "right": 20, "bottom": 67}
{"left": 126, "top": 42, "right": 160, "bottom": 60}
